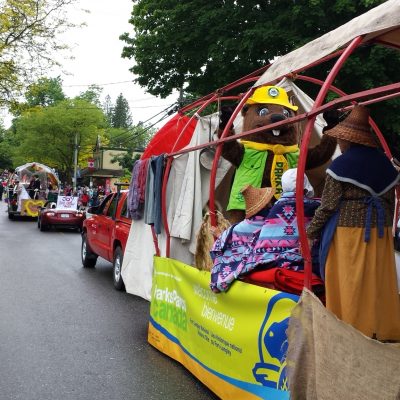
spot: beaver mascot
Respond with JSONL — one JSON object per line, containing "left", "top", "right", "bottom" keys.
{"left": 219, "top": 85, "right": 338, "bottom": 223}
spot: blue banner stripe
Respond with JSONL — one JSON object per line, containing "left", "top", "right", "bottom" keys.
{"left": 149, "top": 317, "right": 290, "bottom": 400}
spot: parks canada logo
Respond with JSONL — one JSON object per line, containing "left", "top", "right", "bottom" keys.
{"left": 152, "top": 285, "right": 187, "bottom": 331}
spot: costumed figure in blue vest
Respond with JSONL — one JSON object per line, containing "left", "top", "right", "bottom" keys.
{"left": 307, "top": 105, "right": 400, "bottom": 341}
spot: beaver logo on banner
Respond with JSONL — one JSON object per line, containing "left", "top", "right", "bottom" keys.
{"left": 253, "top": 292, "right": 297, "bottom": 390}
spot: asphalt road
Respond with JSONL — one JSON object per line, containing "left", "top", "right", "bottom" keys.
{"left": 0, "top": 202, "right": 219, "bottom": 400}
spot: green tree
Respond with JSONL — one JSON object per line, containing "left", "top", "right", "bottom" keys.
{"left": 25, "top": 77, "right": 66, "bottom": 107}
{"left": 102, "top": 94, "right": 114, "bottom": 126}
{"left": 0, "top": 0, "right": 79, "bottom": 106}
{"left": 121, "top": 0, "right": 400, "bottom": 155}
{"left": 111, "top": 93, "right": 132, "bottom": 128}
{"left": 9, "top": 76, "right": 66, "bottom": 116}
{"left": 0, "top": 122, "right": 13, "bottom": 169}
{"left": 121, "top": 0, "right": 387, "bottom": 98}
{"left": 13, "top": 99, "right": 106, "bottom": 182}
{"left": 108, "top": 123, "right": 154, "bottom": 173}
{"left": 76, "top": 84, "right": 103, "bottom": 107}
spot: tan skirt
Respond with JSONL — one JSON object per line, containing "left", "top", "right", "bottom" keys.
{"left": 325, "top": 226, "right": 400, "bottom": 341}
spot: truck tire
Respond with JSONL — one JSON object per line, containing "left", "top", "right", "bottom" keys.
{"left": 113, "top": 246, "right": 125, "bottom": 291}
{"left": 8, "top": 212, "right": 14, "bottom": 220}
{"left": 81, "top": 233, "right": 97, "bottom": 268}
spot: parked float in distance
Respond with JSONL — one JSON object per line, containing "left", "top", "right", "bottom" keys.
{"left": 6, "top": 162, "right": 60, "bottom": 220}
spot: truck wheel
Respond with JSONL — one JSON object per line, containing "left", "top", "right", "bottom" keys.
{"left": 113, "top": 246, "right": 125, "bottom": 291}
{"left": 81, "top": 233, "right": 97, "bottom": 268}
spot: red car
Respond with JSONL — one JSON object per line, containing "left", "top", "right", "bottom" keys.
{"left": 37, "top": 201, "right": 86, "bottom": 232}
{"left": 81, "top": 188, "right": 131, "bottom": 290}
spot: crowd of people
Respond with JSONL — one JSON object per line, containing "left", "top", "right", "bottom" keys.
{"left": 65, "top": 185, "right": 109, "bottom": 208}
{"left": 0, "top": 167, "right": 111, "bottom": 211}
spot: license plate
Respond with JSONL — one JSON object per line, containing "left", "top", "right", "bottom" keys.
{"left": 60, "top": 214, "right": 70, "bottom": 218}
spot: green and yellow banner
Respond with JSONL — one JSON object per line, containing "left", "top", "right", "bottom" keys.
{"left": 148, "top": 257, "right": 298, "bottom": 400}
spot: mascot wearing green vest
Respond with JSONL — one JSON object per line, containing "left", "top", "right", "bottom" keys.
{"left": 219, "top": 86, "right": 337, "bottom": 223}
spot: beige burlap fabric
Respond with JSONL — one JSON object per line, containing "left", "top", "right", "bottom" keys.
{"left": 194, "top": 210, "right": 231, "bottom": 271}
{"left": 287, "top": 289, "right": 400, "bottom": 400}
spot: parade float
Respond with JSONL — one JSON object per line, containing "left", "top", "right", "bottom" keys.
{"left": 7, "top": 162, "right": 60, "bottom": 219}
{"left": 122, "top": 1, "right": 400, "bottom": 398}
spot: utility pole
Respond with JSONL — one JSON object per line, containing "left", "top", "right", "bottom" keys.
{"left": 73, "top": 133, "right": 78, "bottom": 193}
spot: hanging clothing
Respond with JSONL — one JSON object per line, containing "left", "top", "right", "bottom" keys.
{"left": 143, "top": 154, "right": 165, "bottom": 234}
{"left": 153, "top": 154, "right": 165, "bottom": 234}
{"left": 128, "top": 159, "right": 149, "bottom": 221}
{"left": 138, "top": 159, "right": 149, "bottom": 203}
{"left": 127, "top": 160, "right": 141, "bottom": 219}
{"left": 144, "top": 158, "right": 155, "bottom": 225}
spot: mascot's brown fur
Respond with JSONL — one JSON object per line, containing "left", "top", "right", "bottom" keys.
{"left": 219, "top": 86, "right": 338, "bottom": 223}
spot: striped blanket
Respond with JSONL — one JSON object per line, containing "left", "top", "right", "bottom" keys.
{"left": 210, "top": 193, "right": 320, "bottom": 293}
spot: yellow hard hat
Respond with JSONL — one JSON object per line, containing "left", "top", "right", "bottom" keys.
{"left": 246, "top": 86, "right": 298, "bottom": 111}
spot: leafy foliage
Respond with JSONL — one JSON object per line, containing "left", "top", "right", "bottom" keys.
{"left": 121, "top": 0, "right": 386, "bottom": 98}
{"left": 25, "top": 77, "right": 66, "bottom": 107}
{"left": 108, "top": 124, "right": 155, "bottom": 172}
{"left": 12, "top": 99, "right": 106, "bottom": 181}
{"left": 102, "top": 94, "right": 114, "bottom": 126}
{"left": 0, "top": 122, "right": 13, "bottom": 169}
{"left": 76, "top": 85, "right": 103, "bottom": 107}
{"left": 0, "top": 0, "right": 79, "bottom": 106}
{"left": 111, "top": 93, "right": 133, "bottom": 129}
{"left": 9, "top": 76, "right": 66, "bottom": 117}
{"left": 121, "top": 0, "right": 400, "bottom": 155}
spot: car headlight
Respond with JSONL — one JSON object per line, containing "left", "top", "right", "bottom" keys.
{"left": 46, "top": 212, "right": 55, "bottom": 216}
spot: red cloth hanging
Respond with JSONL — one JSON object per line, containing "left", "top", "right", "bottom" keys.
{"left": 141, "top": 114, "right": 197, "bottom": 159}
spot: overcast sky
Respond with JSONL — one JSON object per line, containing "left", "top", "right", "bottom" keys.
{"left": 61, "top": 0, "right": 177, "bottom": 126}
{"left": 1, "top": 0, "right": 177, "bottom": 128}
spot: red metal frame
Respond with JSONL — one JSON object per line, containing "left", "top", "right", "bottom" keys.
{"left": 208, "top": 88, "right": 254, "bottom": 227}
{"left": 149, "top": 31, "right": 400, "bottom": 291}
{"left": 158, "top": 80, "right": 400, "bottom": 254}
{"left": 164, "top": 82, "right": 400, "bottom": 160}
{"left": 296, "top": 75, "right": 391, "bottom": 155}
{"left": 296, "top": 35, "right": 364, "bottom": 289}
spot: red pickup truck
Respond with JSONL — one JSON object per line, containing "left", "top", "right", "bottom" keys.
{"left": 81, "top": 187, "right": 132, "bottom": 290}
